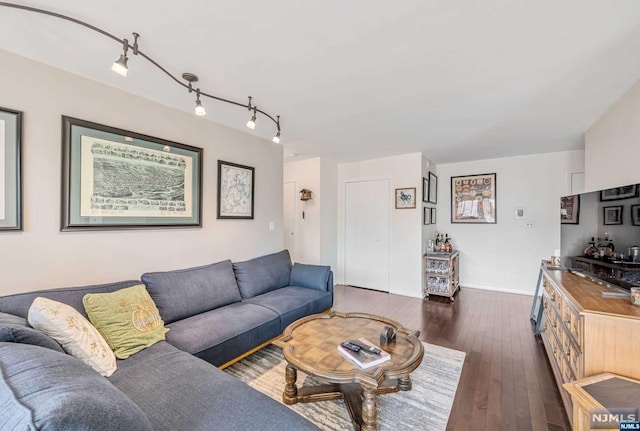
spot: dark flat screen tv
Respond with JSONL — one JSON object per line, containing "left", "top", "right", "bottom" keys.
{"left": 560, "top": 182, "right": 640, "bottom": 290}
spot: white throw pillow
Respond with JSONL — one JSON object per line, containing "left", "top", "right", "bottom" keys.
{"left": 28, "top": 297, "right": 117, "bottom": 377}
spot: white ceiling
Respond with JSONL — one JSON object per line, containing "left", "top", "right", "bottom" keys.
{"left": 1, "top": 1, "right": 640, "bottom": 164}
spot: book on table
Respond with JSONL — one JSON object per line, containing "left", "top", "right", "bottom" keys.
{"left": 337, "top": 338, "right": 390, "bottom": 369}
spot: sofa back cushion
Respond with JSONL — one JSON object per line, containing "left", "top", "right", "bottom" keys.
{"left": 233, "top": 250, "right": 292, "bottom": 299}
{"left": 141, "top": 260, "right": 242, "bottom": 324}
{"left": 0, "top": 312, "right": 64, "bottom": 353}
{"left": 289, "top": 263, "right": 331, "bottom": 291}
{"left": 0, "top": 280, "right": 141, "bottom": 319}
{"left": 0, "top": 342, "right": 153, "bottom": 431}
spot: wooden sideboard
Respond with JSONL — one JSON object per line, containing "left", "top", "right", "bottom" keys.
{"left": 539, "top": 265, "right": 640, "bottom": 424}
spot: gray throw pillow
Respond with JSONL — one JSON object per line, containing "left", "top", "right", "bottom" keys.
{"left": 289, "top": 263, "right": 331, "bottom": 291}
{"left": 0, "top": 342, "right": 153, "bottom": 431}
{"left": 0, "top": 312, "right": 64, "bottom": 352}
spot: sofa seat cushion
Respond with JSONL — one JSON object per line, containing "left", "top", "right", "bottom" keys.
{"left": 244, "top": 286, "right": 333, "bottom": 332}
{"left": 165, "top": 302, "right": 280, "bottom": 366}
{"left": 0, "top": 342, "right": 153, "bottom": 431}
{"left": 233, "top": 250, "right": 292, "bottom": 299}
{"left": 0, "top": 312, "right": 63, "bottom": 352}
{"left": 109, "top": 341, "right": 319, "bottom": 431}
{"left": 142, "top": 259, "right": 242, "bottom": 324}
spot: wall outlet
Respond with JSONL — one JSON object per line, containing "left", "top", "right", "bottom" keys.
{"left": 525, "top": 221, "right": 535, "bottom": 228}
{"left": 269, "top": 221, "right": 275, "bottom": 231}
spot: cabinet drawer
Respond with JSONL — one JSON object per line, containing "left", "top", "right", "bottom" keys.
{"left": 562, "top": 302, "right": 582, "bottom": 348}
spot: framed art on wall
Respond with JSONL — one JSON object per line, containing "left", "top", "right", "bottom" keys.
{"left": 61, "top": 116, "right": 203, "bottom": 231}
{"left": 423, "top": 207, "right": 430, "bottom": 225}
{"left": 451, "top": 172, "right": 496, "bottom": 224}
{"left": 632, "top": 205, "right": 640, "bottom": 226}
{"left": 217, "top": 160, "right": 254, "bottom": 219}
{"left": 395, "top": 187, "right": 416, "bottom": 209}
{"left": 430, "top": 207, "right": 437, "bottom": 224}
{"left": 600, "top": 185, "right": 638, "bottom": 201}
{"left": 422, "top": 177, "right": 428, "bottom": 203}
{"left": 0, "top": 106, "right": 22, "bottom": 231}
{"left": 427, "top": 172, "right": 437, "bottom": 204}
{"left": 603, "top": 205, "right": 623, "bottom": 225}
{"left": 560, "top": 195, "right": 580, "bottom": 224}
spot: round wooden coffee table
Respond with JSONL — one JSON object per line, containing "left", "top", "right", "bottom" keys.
{"left": 279, "top": 311, "right": 424, "bottom": 431}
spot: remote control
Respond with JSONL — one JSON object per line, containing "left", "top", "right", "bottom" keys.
{"left": 349, "top": 340, "right": 381, "bottom": 355}
{"left": 340, "top": 341, "right": 361, "bottom": 352}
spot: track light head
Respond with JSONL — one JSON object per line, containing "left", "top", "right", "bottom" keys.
{"left": 195, "top": 89, "right": 206, "bottom": 116}
{"left": 272, "top": 131, "right": 281, "bottom": 144}
{"left": 111, "top": 38, "right": 129, "bottom": 76}
{"left": 246, "top": 108, "right": 257, "bottom": 130}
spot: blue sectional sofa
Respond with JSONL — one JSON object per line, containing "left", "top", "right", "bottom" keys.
{"left": 0, "top": 250, "right": 333, "bottom": 431}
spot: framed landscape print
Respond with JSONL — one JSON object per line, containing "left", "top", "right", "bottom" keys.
{"left": 61, "top": 116, "right": 202, "bottom": 231}
{"left": 395, "top": 187, "right": 416, "bottom": 209}
{"left": 451, "top": 173, "right": 496, "bottom": 224}
{"left": 217, "top": 160, "right": 254, "bottom": 219}
{"left": 428, "top": 172, "right": 437, "bottom": 204}
{"left": 603, "top": 205, "right": 623, "bottom": 225}
{"left": 0, "top": 106, "right": 22, "bottom": 231}
{"left": 560, "top": 195, "right": 580, "bottom": 224}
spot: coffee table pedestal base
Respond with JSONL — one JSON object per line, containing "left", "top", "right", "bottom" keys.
{"left": 283, "top": 365, "right": 411, "bottom": 431}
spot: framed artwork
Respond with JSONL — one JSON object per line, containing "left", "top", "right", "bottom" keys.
{"left": 61, "top": 116, "right": 202, "bottom": 231}
{"left": 632, "top": 205, "right": 640, "bottom": 226}
{"left": 600, "top": 185, "right": 638, "bottom": 201}
{"left": 603, "top": 205, "right": 623, "bottom": 225}
{"left": 217, "top": 160, "right": 255, "bottom": 219}
{"left": 0, "top": 106, "right": 22, "bottom": 231}
{"left": 428, "top": 172, "right": 437, "bottom": 204}
{"left": 560, "top": 195, "right": 580, "bottom": 224}
{"left": 451, "top": 173, "right": 496, "bottom": 224}
{"left": 395, "top": 187, "right": 416, "bottom": 209}
{"left": 422, "top": 177, "right": 428, "bottom": 203}
{"left": 430, "top": 207, "right": 437, "bottom": 224}
{"left": 423, "top": 207, "right": 430, "bottom": 225}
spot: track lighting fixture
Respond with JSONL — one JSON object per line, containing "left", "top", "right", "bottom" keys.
{"left": 272, "top": 116, "right": 281, "bottom": 143}
{"left": 1, "top": 3, "right": 282, "bottom": 141}
{"left": 111, "top": 33, "right": 139, "bottom": 77}
{"left": 246, "top": 108, "right": 257, "bottom": 130}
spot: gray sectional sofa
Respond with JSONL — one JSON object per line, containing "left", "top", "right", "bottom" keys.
{"left": 0, "top": 250, "right": 333, "bottom": 431}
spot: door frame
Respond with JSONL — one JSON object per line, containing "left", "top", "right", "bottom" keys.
{"left": 283, "top": 181, "right": 299, "bottom": 262}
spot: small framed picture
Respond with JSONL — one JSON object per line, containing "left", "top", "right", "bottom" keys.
{"left": 560, "top": 195, "right": 580, "bottom": 224}
{"left": 632, "top": 205, "right": 640, "bottom": 226}
{"left": 395, "top": 187, "right": 416, "bottom": 209}
{"left": 423, "top": 207, "right": 430, "bottom": 225}
{"left": 603, "top": 205, "right": 623, "bottom": 225}
{"left": 428, "top": 172, "right": 437, "bottom": 204}
{"left": 430, "top": 207, "right": 437, "bottom": 224}
{"left": 422, "top": 177, "right": 428, "bottom": 203}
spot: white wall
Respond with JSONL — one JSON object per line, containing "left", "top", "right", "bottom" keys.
{"left": 585, "top": 77, "right": 640, "bottom": 191}
{"left": 337, "top": 153, "right": 423, "bottom": 298}
{"left": 320, "top": 159, "right": 338, "bottom": 270}
{"left": 0, "top": 49, "right": 284, "bottom": 294}
{"left": 436, "top": 150, "right": 584, "bottom": 295}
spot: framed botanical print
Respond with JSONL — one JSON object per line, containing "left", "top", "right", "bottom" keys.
{"left": 395, "top": 187, "right": 416, "bottom": 209}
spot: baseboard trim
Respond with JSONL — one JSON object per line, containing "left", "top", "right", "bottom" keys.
{"left": 462, "top": 283, "right": 533, "bottom": 296}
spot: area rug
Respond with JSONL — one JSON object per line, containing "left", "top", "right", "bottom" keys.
{"left": 224, "top": 342, "right": 465, "bottom": 431}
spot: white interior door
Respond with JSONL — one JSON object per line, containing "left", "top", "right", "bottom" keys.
{"left": 345, "top": 179, "right": 390, "bottom": 291}
{"left": 283, "top": 181, "right": 298, "bottom": 262}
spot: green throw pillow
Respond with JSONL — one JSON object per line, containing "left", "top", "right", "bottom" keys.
{"left": 83, "top": 284, "right": 169, "bottom": 359}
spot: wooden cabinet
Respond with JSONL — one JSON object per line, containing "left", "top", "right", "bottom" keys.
{"left": 564, "top": 373, "right": 640, "bottom": 431}
{"left": 539, "top": 265, "right": 640, "bottom": 426}
{"left": 423, "top": 251, "right": 459, "bottom": 302}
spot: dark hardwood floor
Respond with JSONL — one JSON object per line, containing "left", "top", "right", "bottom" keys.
{"left": 332, "top": 285, "right": 570, "bottom": 431}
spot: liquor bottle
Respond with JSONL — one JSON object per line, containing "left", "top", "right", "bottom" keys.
{"left": 607, "top": 238, "right": 615, "bottom": 257}
{"left": 435, "top": 234, "right": 440, "bottom": 250}
{"left": 584, "top": 237, "right": 597, "bottom": 257}
{"left": 443, "top": 235, "right": 453, "bottom": 253}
